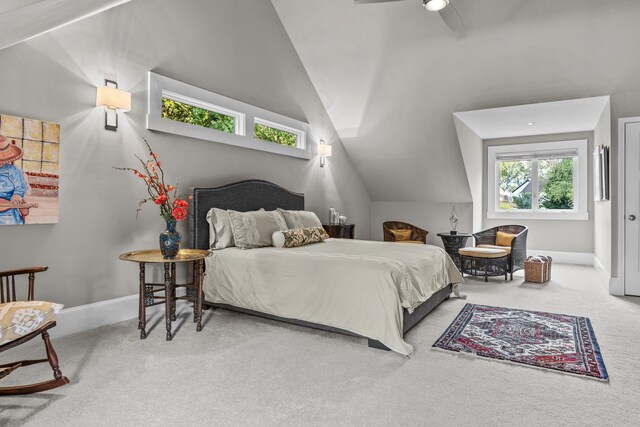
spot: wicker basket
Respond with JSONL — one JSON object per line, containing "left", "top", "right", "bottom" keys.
{"left": 524, "top": 256, "right": 552, "bottom": 283}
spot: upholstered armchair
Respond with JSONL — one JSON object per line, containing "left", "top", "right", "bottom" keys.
{"left": 473, "top": 225, "right": 528, "bottom": 279}
{"left": 383, "top": 221, "right": 428, "bottom": 244}
{"left": 0, "top": 266, "right": 69, "bottom": 395}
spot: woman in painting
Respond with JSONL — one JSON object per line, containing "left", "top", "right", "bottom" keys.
{"left": 0, "top": 135, "right": 29, "bottom": 225}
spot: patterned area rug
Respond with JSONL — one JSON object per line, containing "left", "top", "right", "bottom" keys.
{"left": 433, "top": 304, "right": 609, "bottom": 381}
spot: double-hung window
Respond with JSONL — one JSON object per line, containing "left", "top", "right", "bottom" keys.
{"left": 147, "top": 72, "right": 310, "bottom": 159}
{"left": 487, "top": 140, "right": 588, "bottom": 220}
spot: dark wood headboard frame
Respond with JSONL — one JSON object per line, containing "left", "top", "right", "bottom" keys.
{"left": 189, "top": 179, "right": 305, "bottom": 250}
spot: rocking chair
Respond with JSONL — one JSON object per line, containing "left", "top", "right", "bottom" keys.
{"left": 0, "top": 266, "right": 69, "bottom": 395}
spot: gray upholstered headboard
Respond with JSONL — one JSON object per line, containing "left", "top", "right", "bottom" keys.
{"left": 189, "top": 180, "right": 305, "bottom": 250}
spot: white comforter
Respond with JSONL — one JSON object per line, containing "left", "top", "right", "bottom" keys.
{"left": 203, "top": 239, "right": 463, "bottom": 355}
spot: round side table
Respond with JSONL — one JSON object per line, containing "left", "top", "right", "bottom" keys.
{"left": 119, "top": 249, "right": 210, "bottom": 341}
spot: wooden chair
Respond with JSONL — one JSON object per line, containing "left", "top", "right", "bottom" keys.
{"left": 473, "top": 225, "right": 528, "bottom": 280}
{"left": 0, "top": 266, "right": 69, "bottom": 395}
{"left": 383, "top": 221, "right": 428, "bottom": 244}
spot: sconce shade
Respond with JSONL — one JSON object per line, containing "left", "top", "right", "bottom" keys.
{"left": 318, "top": 144, "right": 332, "bottom": 157}
{"left": 96, "top": 86, "right": 131, "bottom": 111}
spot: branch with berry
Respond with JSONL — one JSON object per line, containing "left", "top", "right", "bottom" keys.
{"left": 114, "top": 137, "right": 191, "bottom": 222}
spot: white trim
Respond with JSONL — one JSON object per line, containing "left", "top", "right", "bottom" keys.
{"left": 162, "top": 90, "right": 246, "bottom": 136}
{"left": 609, "top": 277, "right": 624, "bottom": 296}
{"left": 487, "top": 140, "right": 589, "bottom": 221}
{"left": 593, "top": 255, "right": 610, "bottom": 290}
{"left": 527, "top": 249, "right": 593, "bottom": 265}
{"left": 254, "top": 117, "right": 306, "bottom": 149}
{"left": 51, "top": 294, "right": 141, "bottom": 338}
{"left": 147, "top": 72, "right": 311, "bottom": 159}
{"left": 51, "top": 289, "right": 186, "bottom": 339}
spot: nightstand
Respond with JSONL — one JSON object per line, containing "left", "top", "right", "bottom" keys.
{"left": 437, "top": 232, "right": 473, "bottom": 269}
{"left": 323, "top": 223, "right": 355, "bottom": 239}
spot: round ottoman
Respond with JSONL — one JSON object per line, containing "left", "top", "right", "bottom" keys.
{"left": 458, "top": 247, "right": 510, "bottom": 282}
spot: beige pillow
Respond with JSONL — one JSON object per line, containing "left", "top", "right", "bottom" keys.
{"left": 272, "top": 227, "right": 330, "bottom": 248}
{"left": 277, "top": 209, "right": 323, "bottom": 230}
{"left": 206, "top": 208, "right": 233, "bottom": 249}
{"left": 206, "top": 208, "right": 265, "bottom": 249}
{"left": 390, "top": 229, "right": 412, "bottom": 241}
{"left": 496, "top": 231, "right": 516, "bottom": 247}
{"left": 229, "top": 210, "right": 288, "bottom": 249}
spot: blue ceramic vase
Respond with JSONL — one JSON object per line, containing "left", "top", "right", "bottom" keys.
{"left": 160, "top": 219, "right": 181, "bottom": 259}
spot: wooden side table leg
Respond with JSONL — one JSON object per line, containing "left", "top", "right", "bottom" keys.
{"left": 164, "top": 262, "right": 173, "bottom": 341}
{"left": 196, "top": 259, "right": 204, "bottom": 332}
{"left": 138, "top": 262, "right": 147, "bottom": 339}
{"left": 171, "top": 262, "right": 177, "bottom": 321}
{"left": 192, "top": 261, "right": 197, "bottom": 323}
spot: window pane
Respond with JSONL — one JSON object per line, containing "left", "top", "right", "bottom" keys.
{"left": 254, "top": 123, "right": 298, "bottom": 147}
{"left": 538, "top": 158, "right": 574, "bottom": 210}
{"left": 162, "top": 98, "right": 235, "bottom": 133}
{"left": 498, "top": 160, "right": 532, "bottom": 210}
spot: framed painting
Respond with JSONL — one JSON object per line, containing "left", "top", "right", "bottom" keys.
{"left": 0, "top": 113, "right": 61, "bottom": 225}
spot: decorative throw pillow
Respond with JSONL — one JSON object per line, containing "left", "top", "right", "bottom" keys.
{"left": 0, "top": 301, "right": 63, "bottom": 346}
{"left": 277, "top": 209, "right": 323, "bottom": 230}
{"left": 390, "top": 229, "right": 412, "bottom": 241}
{"left": 496, "top": 231, "right": 516, "bottom": 247}
{"left": 228, "top": 209, "right": 288, "bottom": 249}
{"left": 272, "top": 226, "right": 330, "bottom": 248}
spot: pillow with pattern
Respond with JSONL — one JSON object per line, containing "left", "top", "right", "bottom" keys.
{"left": 228, "top": 209, "right": 288, "bottom": 249}
{"left": 272, "top": 226, "right": 330, "bottom": 248}
{"left": 277, "top": 209, "right": 323, "bottom": 230}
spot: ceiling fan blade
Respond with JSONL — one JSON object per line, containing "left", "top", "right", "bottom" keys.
{"left": 354, "top": 0, "right": 406, "bottom": 4}
{"left": 439, "top": 2, "right": 464, "bottom": 32}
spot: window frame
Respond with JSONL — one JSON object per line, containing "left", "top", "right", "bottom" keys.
{"left": 254, "top": 117, "right": 306, "bottom": 149}
{"left": 147, "top": 72, "right": 310, "bottom": 159}
{"left": 487, "top": 139, "right": 589, "bottom": 221}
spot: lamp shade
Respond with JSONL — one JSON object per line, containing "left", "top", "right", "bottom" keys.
{"left": 96, "top": 86, "right": 131, "bottom": 111}
{"left": 424, "top": 0, "right": 449, "bottom": 11}
{"left": 318, "top": 144, "right": 332, "bottom": 157}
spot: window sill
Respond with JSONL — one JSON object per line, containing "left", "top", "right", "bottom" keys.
{"left": 487, "top": 211, "right": 589, "bottom": 221}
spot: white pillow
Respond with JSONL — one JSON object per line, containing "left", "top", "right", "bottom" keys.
{"left": 206, "top": 208, "right": 235, "bottom": 250}
{"left": 228, "top": 210, "right": 288, "bottom": 249}
{"left": 206, "top": 208, "right": 265, "bottom": 249}
{"left": 277, "top": 209, "right": 323, "bottom": 230}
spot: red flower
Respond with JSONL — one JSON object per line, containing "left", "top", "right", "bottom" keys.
{"left": 167, "top": 185, "right": 174, "bottom": 192}
{"left": 172, "top": 206, "right": 187, "bottom": 221}
{"left": 173, "top": 199, "right": 188, "bottom": 208}
{"left": 154, "top": 194, "right": 167, "bottom": 205}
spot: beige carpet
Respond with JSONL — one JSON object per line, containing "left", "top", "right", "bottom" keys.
{"left": 2, "top": 264, "right": 640, "bottom": 426}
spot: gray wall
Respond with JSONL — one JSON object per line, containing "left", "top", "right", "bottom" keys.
{"left": 0, "top": 0, "right": 371, "bottom": 308}
{"left": 593, "top": 104, "right": 611, "bottom": 275}
{"left": 483, "top": 132, "right": 595, "bottom": 253}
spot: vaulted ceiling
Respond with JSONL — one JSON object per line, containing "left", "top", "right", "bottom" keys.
{"left": 271, "top": 0, "right": 640, "bottom": 202}
{"left": 0, "top": 0, "right": 131, "bottom": 51}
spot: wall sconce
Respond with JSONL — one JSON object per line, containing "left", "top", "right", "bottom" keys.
{"left": 318, "top": 140, "right": 332, "bottom": 167}
{"left": 96, "top": 79, "right": 131, "bottom": 131}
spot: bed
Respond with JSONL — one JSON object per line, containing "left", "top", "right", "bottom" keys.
{"left": 190, "top": 180, "right": 463, "bottom": 356}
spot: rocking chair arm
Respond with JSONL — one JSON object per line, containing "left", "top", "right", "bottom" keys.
{"left": 0, "top": 267, "right": 48, "bottom": 278}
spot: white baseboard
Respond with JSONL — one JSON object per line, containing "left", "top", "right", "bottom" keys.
{"left": 527, "top": 249, "right": 594, "bottom": 265}
{"left": 593, "top": 256, "right": 611, "bottom": 291}
{"left": 52, "top": 289, "right": 184, "bottom": 338}
{"left": 51, "top": 293, "right": 141, "bottom": 338}
{"left": 608, "top": 277, "right": 624, "bottom": 296}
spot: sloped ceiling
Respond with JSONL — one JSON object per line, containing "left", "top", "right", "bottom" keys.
{"left": 271, "top": 0, "right": 640, "bottom": 202}
{"left": 0, "top": 0, "right": 132, "bottom": 51}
